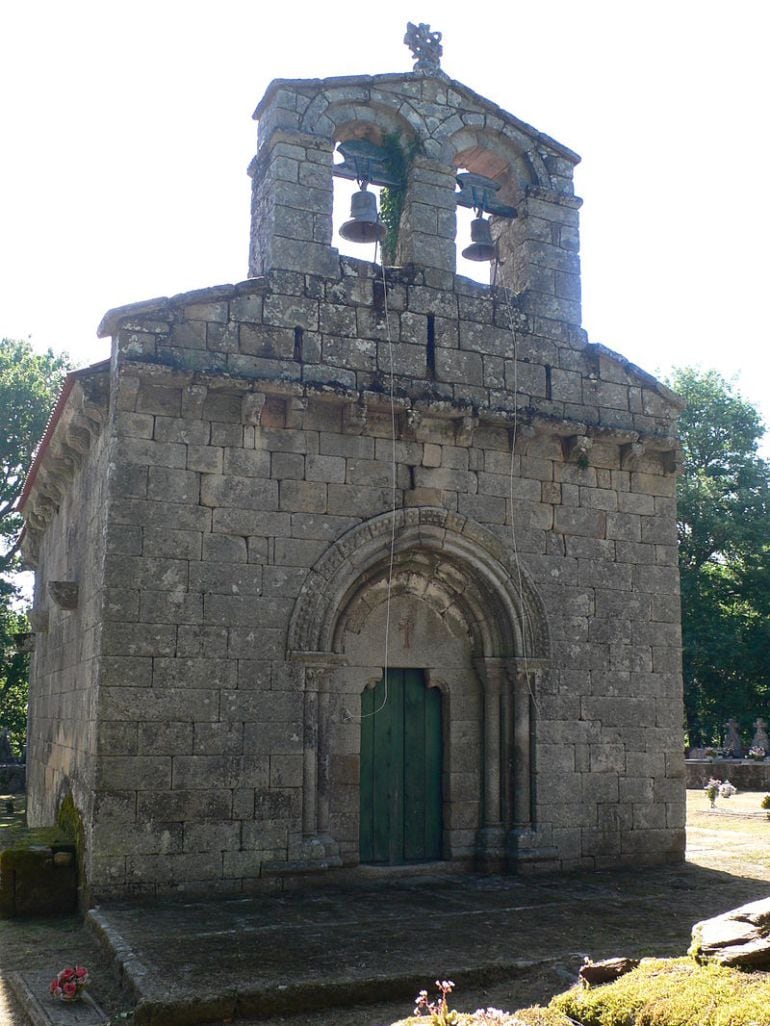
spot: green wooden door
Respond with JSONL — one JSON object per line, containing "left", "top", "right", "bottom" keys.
{"left": 359, "top": 669, "right": 443, "bottom": 864}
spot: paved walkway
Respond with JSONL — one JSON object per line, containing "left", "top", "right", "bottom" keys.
{"left": 86, "top": 857, "right": 768, "bottom": 1026}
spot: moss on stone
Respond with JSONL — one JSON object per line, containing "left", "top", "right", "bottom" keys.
{"left": 550, "top": 957, "right": 770, "bottom": 1026}
{"left": 56, "top": 791, "right": 85, "bottom": 886}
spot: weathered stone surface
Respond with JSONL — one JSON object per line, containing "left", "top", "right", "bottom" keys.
{"left": 690, "top": 897, "right": 770, "bottom": 968}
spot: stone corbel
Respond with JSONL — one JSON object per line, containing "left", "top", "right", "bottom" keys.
{"left": 241, "top": 392, "right": 266, "bottom": 426}
{"left": 63, "top": 425, "right": 92, "bottom": 456}
{"left": 455, "top": 414, "right": 478, "bottom": 447}
{"left": 342, "top": 399, "right": 368, "bottom": 435}
{"left": 401, "top": 408, "right": 422, "bottom": 441}
{"left": 29, "top": 608, "right": 49, "bottom": 634}
{"left": 564, "top": 434, "right": 592, "bottom": 463}
{"left": 58, "top": 441, "right": 84, "bottom": 471}
{"left": 511, "top": 423, "right": 535, "bottom": 453}
{"left": 80, "top": 399, "right": 107, "bottom": 431}
{"left": 620, "top": 441, "right": 646, "bottom": 470}
{"left": 71, "top": 411, "right": 100, "bottom": 443}
{"left": 182, "top": 384, "right": 208, "bottom": 419}
{"left": 285, "top": 397, "right": 308, "bottom": 430}
{"left": 48, "top": 581, "right": 79, "bottom": 610}
{"left": 659, "top": 447, "right": 680, "bottom": 475}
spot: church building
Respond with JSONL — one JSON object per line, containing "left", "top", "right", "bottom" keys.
{"left": 21, "top": 26, "right": 686, "bottom": 901}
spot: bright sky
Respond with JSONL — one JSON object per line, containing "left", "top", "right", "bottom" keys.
{"left": 2, "top": 1, "right": 768, "bottom": 443}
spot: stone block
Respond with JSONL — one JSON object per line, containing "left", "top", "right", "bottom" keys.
{"left": 138, "top": 721, "right": 193, "bottom": 756}
{"left": 189, "top": 562, "right": 263, "bottom": 595}
{"left": 153, "top": 658, "right": 238, "bottom": 689}
{"left": 305, "top": 454, "right": 346, "bottom": 483}
{"left": 270, "top": 754, "right": 303, "bottom": 788}
{"left": 100, "top": 686, "right": 220, "bottom": 723}
{"left": 327, "top": 483, "right": 396, "bottom": 517}
{"left": 97, "top": 756, "right": 172, "bottom": 790}
{"left": 589, "top": 744, "right": 626, "bottom": 773}
{"left": 279, "top": 480, "right": 326, "bottom": 513}
{"left": 202, "top": 534, "right": 247, "bottom": 563}
{"left": 140, "top": 590, "right": 203, "bottom": 625}
{"left": 148, "top": 467, "right": 201, "bottom": 504}
{"left": 177, "top": 626, "right": 229, "bottom": 658}
{"left": 201, "top": 474, "right": 279, "bottom": 510}
{"left": 144, "top": 526, "right": 202, "bottom": 561}
{"left": 184, "top": 821, "right": 242, "bottom": 853}
{"left": 116, "top": 437, "right": 187, "bottom": 470}
{"left": 102, "top": 622, "right": 178, "bottom": 658}
{"left": 227, "top": 627, "right": 284, "bottom": 660}
{"left": 223, "top": 449, "right": 271, "bottom": 478}
{"left": 212, "top": 508, "right": 290, "bottom": 537}
{"left": 193, "top": 722, "right": 244, "bottom": 756}
{"left": 243, "top": 721, "right": 303, "bottom": 755}
{"left": 172, "top": 755, "right": 269, "bottom": 790}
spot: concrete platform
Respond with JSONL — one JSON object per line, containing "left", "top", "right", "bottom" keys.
{"left": 83, "top": 864, "right": 751, "bottom": 1026}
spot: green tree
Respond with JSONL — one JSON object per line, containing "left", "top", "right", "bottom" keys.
{"left": 0, "top": 338, "right": 69, "bottom": 594}
{"left": 670, "top": 367, "right": 770, "bottom": 746}
{"left": 0, "top": 606, "right": 30, "bottom": 754}
{"left": 0, "top": 338, "right": 69, "bottom": 751}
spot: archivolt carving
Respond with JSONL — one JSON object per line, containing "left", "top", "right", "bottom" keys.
{"left": 288, "top": 507, "right": 549, "bottom": 661}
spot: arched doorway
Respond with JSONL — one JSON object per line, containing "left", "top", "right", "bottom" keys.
{"left": 287, "top": 507, "right": 550, "bottom": 871}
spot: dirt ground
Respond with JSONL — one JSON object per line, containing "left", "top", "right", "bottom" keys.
{"left": 2, "top": 789, "right": 769, "bottom": 1026}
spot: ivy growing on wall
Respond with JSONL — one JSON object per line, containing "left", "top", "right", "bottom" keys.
{"left": 379, "top": 133, "right": 420, "bottom": 265}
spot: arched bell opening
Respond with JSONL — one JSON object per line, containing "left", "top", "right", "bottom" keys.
{"left": 449, "top": 132, "right": 539, "bottom": 291}
{"left": 326, "top": 105, "right": 421, "bottom": 265}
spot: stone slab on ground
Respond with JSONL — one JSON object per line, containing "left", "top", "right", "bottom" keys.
{"left": 85, "top": 868, "right": 737, "bottom": 1026}
{"left": 6, "top": 972, "right": 108, "bottom": 1026}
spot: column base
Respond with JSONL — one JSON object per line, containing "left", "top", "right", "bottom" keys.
{"left": 506, "top": 827, "right": 558, "bottom": 871}
{"left": 474, "top": 826, "right": 507, "bottom": 872}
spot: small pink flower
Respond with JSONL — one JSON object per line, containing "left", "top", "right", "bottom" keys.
{"left": 62, "top": 982, "right": 77, "bottom": 998}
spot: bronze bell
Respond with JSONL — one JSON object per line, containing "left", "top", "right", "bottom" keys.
{"left": 339, "top": 186, "right": 384, "bottom": 244}
{"left": 462, "top": 215, "right": 496, "bottom": 261}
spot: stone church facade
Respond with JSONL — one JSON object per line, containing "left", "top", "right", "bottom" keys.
{"left": 21, "top": 36, "right": 686, "bottom": 901}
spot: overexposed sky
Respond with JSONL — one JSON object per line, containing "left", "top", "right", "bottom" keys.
{"left": 2, "top": 1, "right": 768, "bottom": 441}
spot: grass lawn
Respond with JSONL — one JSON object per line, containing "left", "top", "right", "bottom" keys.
{"left": 686, "top": 786, "right": 770, "bottom": 877}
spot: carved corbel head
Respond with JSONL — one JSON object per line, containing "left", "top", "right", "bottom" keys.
{"left": 48, "top": 581, "right": 79, "bottom": 610}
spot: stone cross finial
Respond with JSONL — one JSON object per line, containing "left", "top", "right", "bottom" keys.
{"left": 404, "top": 22, "right": 442, "bottom": 72}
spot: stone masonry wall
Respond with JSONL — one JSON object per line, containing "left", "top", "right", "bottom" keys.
{"left": 80, "top": 257, "right": 685, "bottom": 898}
{"left": 25, "top": 376, "right": 110, "bottom": 846}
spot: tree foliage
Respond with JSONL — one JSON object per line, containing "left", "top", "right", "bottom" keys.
{"left": 0, "top": 338, "right": 69, "bottom": 752}
{"left": 0, "top": 605, "right": 30, "bottom": 755}
{"left": 670, "top": 367, "right": 770, "bottom": 745}
{"left": 0, "top": 337, "right": 69, "bottom": 595}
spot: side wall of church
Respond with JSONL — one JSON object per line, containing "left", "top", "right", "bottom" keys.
{"left": 82, "top": 261, "right": 685, "bottom": 899}
{"left": 25, "top": 413, "right": 111, "bottom": 845}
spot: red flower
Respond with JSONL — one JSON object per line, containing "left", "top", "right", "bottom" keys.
{"left": 62, "top": 982, "right": 77, "bottom": 998}
{"left": 75, "top": 967, "right": 88, "bottom": 980}
{"left": 50, "top": 979, "right": 61, "bottom": 994}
